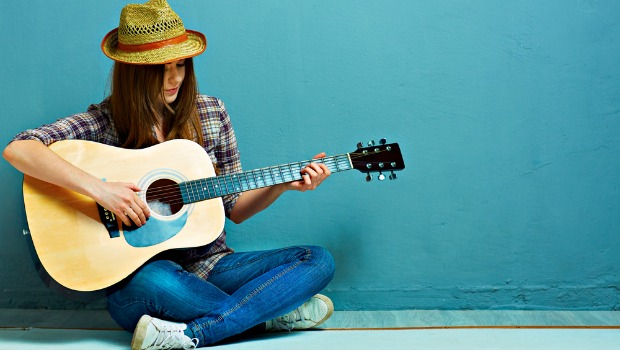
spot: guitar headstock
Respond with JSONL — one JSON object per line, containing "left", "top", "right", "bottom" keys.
{"left": 349, "top": 138, "right": 405, "bottom": 181}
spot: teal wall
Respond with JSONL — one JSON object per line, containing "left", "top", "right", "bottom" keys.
{"left": 1, "top": 1, "right": 619, "bottom": 310}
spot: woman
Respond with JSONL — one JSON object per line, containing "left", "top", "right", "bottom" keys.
{"left": 3, "top": 0, "right": 335, "bottom": 349}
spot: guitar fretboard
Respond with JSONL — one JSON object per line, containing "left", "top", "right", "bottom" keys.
{"left": 179, "top": 154, "right": 353, "bottom": 204}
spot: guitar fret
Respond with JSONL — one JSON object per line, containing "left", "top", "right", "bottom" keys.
{"left": 284, "top": 164, "right": 294, "bottom": 182}
{"left": 249, "top": 170, "right": 257, "bottom": 189}
{"left": 239, "top": 173, "right": 249, "bottom": 192}
{"left": 187, "top": 180, "right": 195, "bottom": 202}
{"left": 287, "top": 163, "right": 295, "bottom": 181}
{"left": 229, "top": 175, "right": 236, "bottom": 194}
{"left": 324, "top": 157, "right": 334, "bottom": 172}
{"left": 180, "top": 183, "right": 188, "bottom": 203}
{"left": 223, "top": 175, "right": 230, "bottom": 196}
{"left": 197, "top": 180, "right": 204, "bottom": 200}
{"left": 199, "top": 179, "right": 207, "bottom": 201}
{"left": 336, "top": 156, "right": 344, "bottom": 171}
{"left": 232, "top": 174, "right": 243, "bottom": 192}
{"left": 218, "top": 176, "right": 225, "bottom": 196}
{"left": 179, "top": 183, "right": 188, "bottom": 203}
{"left": 187, "top": 180, "right": 196, "bottom": 203}
{"left": 253, "top": 170, "right": 262, "bottom": 188}
{"left": 270, "top": 167, "right": 280, "bottom": 184}
{"left": 225, "top": 175, "right": 234, "bottom": 194}
{"left": 204, "top": 178, "right": 214, "bottom": 199}
{"left": 198, "top": 180, "right": 205, "bottom": 202}
{"left": 222, "top": 176, "right": 229, "bottom": 195}
{"left": 274, "top": 166, "right": 281, "bottom": 182}
{"left": 189, "top": 181, "right": 197, "bottom": 202}
{"left": 205, "top": 178, "right": 212, "bottom": 199}
{"left": 214, "top": 176, "right": 223, "bottom": 198}
{"left": 221, "top": 175, "right": 230, "bottom": 196}
{"left": 197, "top": 181, "right": 203, "bottom": 201}
{"left": 267, "top": 167, "right": 275, "bottom": 184}
{"left": 184, "top": 182, "right": 192, "bottom": 203}
{"left": 192, "top": 181, "right": 198, "bottom": 201}
{"left": 230, "top": 174, "right": 238, "bottom": 193}
{"left": 263, "top": 168, "right": 273, "bottom": 186}
{"left": 292, "top": 162, "right": 303, "bottom": 179}
{"left": 245, "top": 173, "right": 252, "bottom": 191}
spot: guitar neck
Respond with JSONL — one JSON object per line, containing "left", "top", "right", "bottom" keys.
{"left": 179, "top": 154, "right": 353, "bottom": 204}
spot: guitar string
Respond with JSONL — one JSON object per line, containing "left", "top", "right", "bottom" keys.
{"left": 131, "top": 149, "right": 396, "bottom": 207}
{"left": 136, "top": 151, "right": 374, "bottom": 202}
{"left": 140, "top": 157, "right": 349, "bottom": 207}
{"left": 140, "top": 148, "right": 393, "bottom": 198}
{"left": 133, "top": 150, "right": 394, "bottom": 207}
{"left": 134, "top": 150, "right": 391, "bottom": 207}
{"left": 139, "top": 156, "right": 346, "bottom": 198}
{"left": 138, "top": 154, "right": 351, "bottom": 198}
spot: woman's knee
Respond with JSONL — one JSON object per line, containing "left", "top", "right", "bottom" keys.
{"left": 303, "top": 245, "right": 336, "bottom": 284}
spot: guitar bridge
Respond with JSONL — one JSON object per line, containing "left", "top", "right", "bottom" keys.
{"left": 97, "top": 204, "right": 120, "bottom": 238}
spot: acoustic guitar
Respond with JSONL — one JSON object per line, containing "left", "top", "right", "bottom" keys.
{"left": 23, "top": 138, "right": 404, "bottom": 292}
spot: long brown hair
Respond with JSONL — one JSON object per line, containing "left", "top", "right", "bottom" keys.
{"left": 109, "top": 58, "right": 203, "bottom": 149}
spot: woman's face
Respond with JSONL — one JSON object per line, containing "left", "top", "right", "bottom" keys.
{"left": 163, "top": 59, "right": 186, "bottom": 104}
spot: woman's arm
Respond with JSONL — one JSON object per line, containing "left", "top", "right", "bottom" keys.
{"left": 3, "top": 140, "right": 150, "bottom": 227}
{"left": 228, "top": 153, "right": 330, "bottom": 224}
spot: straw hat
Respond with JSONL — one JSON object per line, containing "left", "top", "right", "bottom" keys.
{"left": 101, "top": 0, "right": 206, "bottom": 64}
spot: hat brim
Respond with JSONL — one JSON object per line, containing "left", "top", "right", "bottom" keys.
{"left": 101, "top": 29, "right": 207, "bottom": 65}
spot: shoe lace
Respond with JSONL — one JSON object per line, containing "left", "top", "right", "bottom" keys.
{"left": 151, "top": 327, "right": 198, "bottom": 350}
{"left": 275, "top": 305, "right": 313, "bottom": 331}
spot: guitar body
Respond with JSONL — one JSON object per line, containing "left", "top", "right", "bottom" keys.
{"left": 23, "top": 139, "right": 225, "bottom": 292}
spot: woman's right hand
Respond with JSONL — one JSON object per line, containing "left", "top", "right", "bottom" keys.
{"left": 92, "top": 181, "right": 150, "bottom": 227}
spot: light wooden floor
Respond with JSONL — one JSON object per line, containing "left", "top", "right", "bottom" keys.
{"left": 1, "top": 309, "right": 619, "bottom": 349}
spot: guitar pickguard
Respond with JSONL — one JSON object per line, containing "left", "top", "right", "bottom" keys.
{"left": 122, "top": 211, "right": 188, "bottom": 247}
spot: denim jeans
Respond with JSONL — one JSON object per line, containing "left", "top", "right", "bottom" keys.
{"left": 107, "top": 245, "right": 335, "bottom": 346}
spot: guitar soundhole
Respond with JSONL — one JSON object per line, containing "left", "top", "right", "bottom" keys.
{"left": 145, "top": 179, "right": 183, "bottom": 216}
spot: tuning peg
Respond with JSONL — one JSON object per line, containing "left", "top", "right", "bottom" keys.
{"left": 357, "top": 142, "right": 364, "bottom": 149}
{"left": 378, "top": 172, "right": 386, "bottom": 181}
{"left": 389, "top": 171, "right": 397, "bottom": 180}
{"left": 380, "top": 138, "right": 387, "bottom": 145}
{"left": 366, "top": 173, "right": 372, "bottom": 182}
{"left": 368, "top": 140, "right": 375, "bottom": 146}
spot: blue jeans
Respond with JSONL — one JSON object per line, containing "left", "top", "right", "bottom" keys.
{"left": 107, "top": 245, "right": 335, "bottom": 346}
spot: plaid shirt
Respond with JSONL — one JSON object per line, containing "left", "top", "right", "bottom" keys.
{"left": 13, "top": 95, "right": 241, "bottom": 280}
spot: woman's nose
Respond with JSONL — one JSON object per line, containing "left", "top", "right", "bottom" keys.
{"left": 168, "top": 66, "right": 181, "bottom": 81}
{"left": 165, "top": 64, "right": 180, "bottom": 79}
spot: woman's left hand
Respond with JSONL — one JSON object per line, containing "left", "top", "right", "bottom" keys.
{"left": 229, "top": 152, "right": 331, "bottom": 223}
{"left": 289, "top": 152, "right": 331, "bottom": 192}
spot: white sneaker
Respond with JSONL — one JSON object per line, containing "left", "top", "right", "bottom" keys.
{"left": 266, "top": 294, "right": 334, "bottom": 331}
{"left": 131, "top": 315, "right": 198, "bottom": 350}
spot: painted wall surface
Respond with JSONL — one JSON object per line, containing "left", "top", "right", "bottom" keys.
{"left": 1, "top": 1, "right": 619, "bottom": 310}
